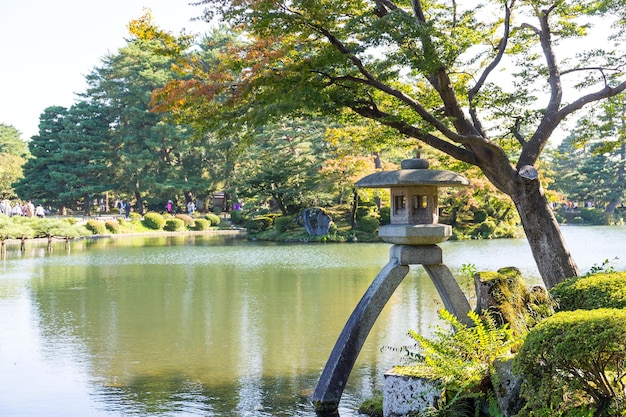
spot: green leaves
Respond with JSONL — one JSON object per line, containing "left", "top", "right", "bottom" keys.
{"left": 397, "top": 309, "right": 516, "bottom": 390}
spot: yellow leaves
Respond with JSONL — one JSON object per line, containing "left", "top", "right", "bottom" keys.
{"left": 127, "top": 9, "right": 194, "bottom": 54}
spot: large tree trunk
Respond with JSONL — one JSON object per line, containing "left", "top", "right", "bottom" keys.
{"left": 134, "top": 190, "right": 144, "bottom": 215}
{"left": 510, "top": 175, "right": 579, "bottom": 289}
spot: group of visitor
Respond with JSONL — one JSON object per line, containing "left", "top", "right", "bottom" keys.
{"left": 115, "top": 200, "right": 132, "bottom": 219}
{"left": 0, "top": 200, "right": 47, "bottom": 218}
{"left": 165, "top": 199, "right": 197, "bottom": 215}
{"left": 553, "top": 200, "right": 593, "bottom": 212}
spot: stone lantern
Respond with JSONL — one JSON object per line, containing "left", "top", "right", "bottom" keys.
{"left": 355, "top": 157, "right": 469, "bottom": 245}
{"left": 312, "top": 157, "right": 472, "bottom": 413}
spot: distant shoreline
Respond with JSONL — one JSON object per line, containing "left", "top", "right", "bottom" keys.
{"left": 1, "top": 228, "right": 247, "bottom": 246}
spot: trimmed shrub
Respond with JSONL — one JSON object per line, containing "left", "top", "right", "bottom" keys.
{"left": 205, "top": 212, "right": 221, "bottom": 226}
{"left": 230, "top": 210, "right": 246, "bottom": 225}
{"left": 164, "top": 218, "right": 185, "bottom": 231}
{"left": 473, "top": 209, "right": 488, "bottom": 223}
{"left": 244, "top": 217, "right": 272, "bottom": 233}
{"left": 274, "top": 215, "right": 293, "bottom": 232}
{"left": 193, "top": 218, "right": 211, "bottom": 231}
{"left": 379, "top": 206, "right": 391, "bottom": 225}
{"left": 551, "top": 272, "right": 626, "bottom": 311}
{"left": 472, "top": 220, "right": 497, "bottom": 238}
{"left": 357, "top": 215, "right": 379, "bottom": 233}
{"left": 129, "top": 212, "right": 142, "bottom": 221}
{"left": 143, "top": 212, "right": 165, "bottom": 230}
{"left": 580, "top": 208, "right": 608, "bottom": 225}
{"left": 175, "top": 213, "right": 195, "bottom": 227}
{"left": 514, "top": 308, "right": 626, "bottom": 415}
{"left": 85, "top": 220, "right": 107, "bottom": 235}
{"left": 105, "top": 220, "right": 120, "bottom": 234}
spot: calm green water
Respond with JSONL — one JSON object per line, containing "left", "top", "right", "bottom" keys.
{"left": 0, "top": 227, "right": 625, "bottom": 416}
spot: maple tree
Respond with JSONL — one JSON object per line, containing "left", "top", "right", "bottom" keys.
{"left": 149, "top": 1, "right": 626, "bottom": 288}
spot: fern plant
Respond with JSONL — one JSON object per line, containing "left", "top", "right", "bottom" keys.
{"left": 394, "top": 309, "right": 517, "bottom": 416}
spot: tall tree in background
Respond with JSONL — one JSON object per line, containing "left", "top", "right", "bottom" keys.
{"left": 0, "top": 124, "right": 29, "bottom": 158}
{"left": 552, "top": 94, "right": 626, "bottom": 215}
{"left": 155, "top": 1, "right": 626, "bottom": 288}
{"left": 83, "top": 12, "right": 207, "bottom": 214}
{"left": 234, "top": 118, "right": 329, "bottom": 214}
{"left": 14, "top": 106, "right": 70, "bottom": 208}
{"left": 56, "top": 101, "right": 114, "bottom": 215}
{"left": 0, "top": 124, "right": 28, "bottom": 199}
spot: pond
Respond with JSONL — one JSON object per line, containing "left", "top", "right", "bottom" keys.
{"left": 0, "top": 226, "right": 625, "bottom": 416}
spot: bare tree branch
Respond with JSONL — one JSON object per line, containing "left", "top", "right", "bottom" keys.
{"left": 468, "top": 0, "right": 515, "bottom": 134}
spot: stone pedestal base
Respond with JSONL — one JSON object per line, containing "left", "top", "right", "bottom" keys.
{"left": 383, "top": 369, "right": 441, "bottom": 417}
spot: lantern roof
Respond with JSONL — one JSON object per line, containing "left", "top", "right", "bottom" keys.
{"left": 355, "top": 158, "right": 470, "bottom": 189}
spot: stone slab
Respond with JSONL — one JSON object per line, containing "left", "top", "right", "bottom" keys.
{"left": 379, "top": 224, "right": 452, "bottom": 245}
{"left": 389, "top": 244, "right": 442, "bottom": 265}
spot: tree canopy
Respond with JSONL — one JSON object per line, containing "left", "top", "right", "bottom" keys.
{"left": 150, "top": 0, "right": 626, "bottom": 288}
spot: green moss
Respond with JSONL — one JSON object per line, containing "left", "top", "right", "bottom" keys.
{"left": 476, "top": 267, "right": 555, "bottom": 336}
{"left": 358, "top": 392, "right": 383, "bottom": 417}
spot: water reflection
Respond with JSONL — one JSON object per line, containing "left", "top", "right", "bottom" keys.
{"left": 1, "top": 227, "right": 625, "bottom": 416}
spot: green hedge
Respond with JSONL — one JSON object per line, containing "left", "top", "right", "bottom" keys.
{"left": 205, "top": 212, "right": 221, "bottom": 226}
{"left": 143, "top": 212, "right": 165, "bottom": 230}
{"left": 193, "top": 218, "right": 211, "bottom": 231}
{"left": 357, "top": 215, "right": 379, "bottom": 233}
{"left": 175, "top": 214, "right": 195, "bottom": 227}
{"left": 230, "top": 210, "right": 246, "bottom": 225}
{"left": 514, "top": 308, "right": 626, "bottom": 415}
{"left": 164, "top": 218, "right": 185, "bottom": 231}
{"left": 85, "top": 220, "right": 106, "bottom": 235}
{"left": 274, "top": 215, "right": 293, "bottom": 232}
{"left": 551, "top": 272, "right": 626, "bottom": 311}
{"left": 105, "top": 220, "right": 120, "bottom": 234}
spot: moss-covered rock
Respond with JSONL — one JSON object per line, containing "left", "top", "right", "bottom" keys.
{"left": 475, "top": 267, "right": 555, "bottom": 336}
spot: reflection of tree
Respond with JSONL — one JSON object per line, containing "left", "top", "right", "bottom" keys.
{"left": 27, "top": 241, "right": 441, "bottom": 414}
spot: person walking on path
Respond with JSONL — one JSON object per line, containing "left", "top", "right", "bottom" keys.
{"left": 25, "top": 201, "right": 35, "bottom": 217}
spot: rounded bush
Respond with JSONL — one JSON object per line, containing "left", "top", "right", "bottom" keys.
{"left": 85, "top": 220, "right": 106, "bottom": 235}
{"left": 230, "top": 210, "right": 246, "bottom": 225}
{"left": 473, "top": 209, "right": 488, "bottom": 223}
{"left": 244, "top": 218, "right": 271, "bottom": 233}
{"left": 143, "top": 212, "right": 165, "bottom": 230}
{"left": 379, "top": 206, "right": 391, "bottom": 225}
{"left": 472, "top": 220, "right": 496, "bottom": 238}
{"left": 129, "top": 212, "right": 142, "bottom": 221}
{"left": 205, "top": 212, "right": 221, "bottom": 226}
{"left": 274, "top": 215, "right": 293, "bottom": 232}
{"left": 514, "top": 308, "right": 626, "bottom": 413}
{"left": 358, "top": 215, "right": 379, "bottom": 233}
{"left": 175, "top": 213, "right": 195, "bottom": 227}
{"left": 193, "top": 218, "right": 210, "bottom": 231}
{"left": 164, "top": 218, "right": 185, "bottom": 231}
{"left": 551, "top": 272, "right": 626, "bottom": 311}
{"left": 105, "top": 220, "right": 120, "bottom": 234}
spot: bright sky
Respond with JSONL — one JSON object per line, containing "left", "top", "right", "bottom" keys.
{"left": 0, "top": 0, "right": 209, "bottom": 141}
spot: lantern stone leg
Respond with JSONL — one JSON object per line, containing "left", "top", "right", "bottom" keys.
{"left": 311, "top": 257, "right": 409, "bottom": 412}
{"left": 311, "top": 244, "right": 472, "bottom": 412}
